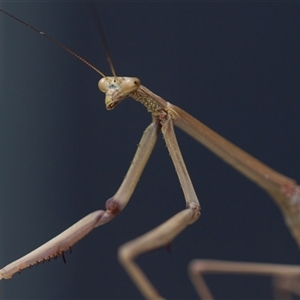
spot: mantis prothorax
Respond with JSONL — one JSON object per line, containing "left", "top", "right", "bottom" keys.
{"left": 1, "top": 7, "right": 300, "bottom": 300}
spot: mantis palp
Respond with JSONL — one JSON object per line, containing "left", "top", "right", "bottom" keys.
{"left": 1, "top": 3, "right": 300, "bottom": 299}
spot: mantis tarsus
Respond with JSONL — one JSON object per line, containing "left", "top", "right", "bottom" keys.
{"left": 1, "top": 3, "right": 300, "bottom": 299}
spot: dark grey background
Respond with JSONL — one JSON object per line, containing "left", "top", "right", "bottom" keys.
{"left": 1, "top": 2, "right": 300, "bottom": 299}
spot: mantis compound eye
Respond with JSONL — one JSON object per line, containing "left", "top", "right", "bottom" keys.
{"left": 98, "top": 77, "right": 109, "bottom": 93}
{"left": 118, "top": 77, "right": 141, "bottom": 96}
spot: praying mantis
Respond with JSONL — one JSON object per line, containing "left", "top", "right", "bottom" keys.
{"left": 1, "top": 2, "right": 300, "bottom": 299}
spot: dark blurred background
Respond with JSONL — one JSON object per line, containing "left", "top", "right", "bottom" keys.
{"left": 1, "top": 2, "right": 300, "bottom": 299}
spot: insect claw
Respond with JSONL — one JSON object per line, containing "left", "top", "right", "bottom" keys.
{"left": 61, "top": 252, "right": 66, "bottom": 264}
{"left": 165, "top": 242, "right": 172, "bottom": 253}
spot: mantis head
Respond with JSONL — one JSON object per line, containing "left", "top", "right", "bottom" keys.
{"left": 0, "top": 8, "right": 142, "bottom": 112}
{"left": 98, "top": 77, "right": 141, "bottom": 110}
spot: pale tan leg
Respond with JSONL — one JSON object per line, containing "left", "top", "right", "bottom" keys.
{"left": 189, "top": 259, "right": 300, "bottom": 299}
{"left": 118, "top": 118, "right": 200, "bottom": 299}
{"left": 0, "top": 121, "right": 159, "bottom": 280}
{"left": 119, "top": 209, "right": 199, "bottom": 300}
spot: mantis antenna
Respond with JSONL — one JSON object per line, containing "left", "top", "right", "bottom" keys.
{"left": 0, "top": 8, "right": 106, "bottom": 78}
{"left": 84, "top": 3, "right": 118, "bottom": 80}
